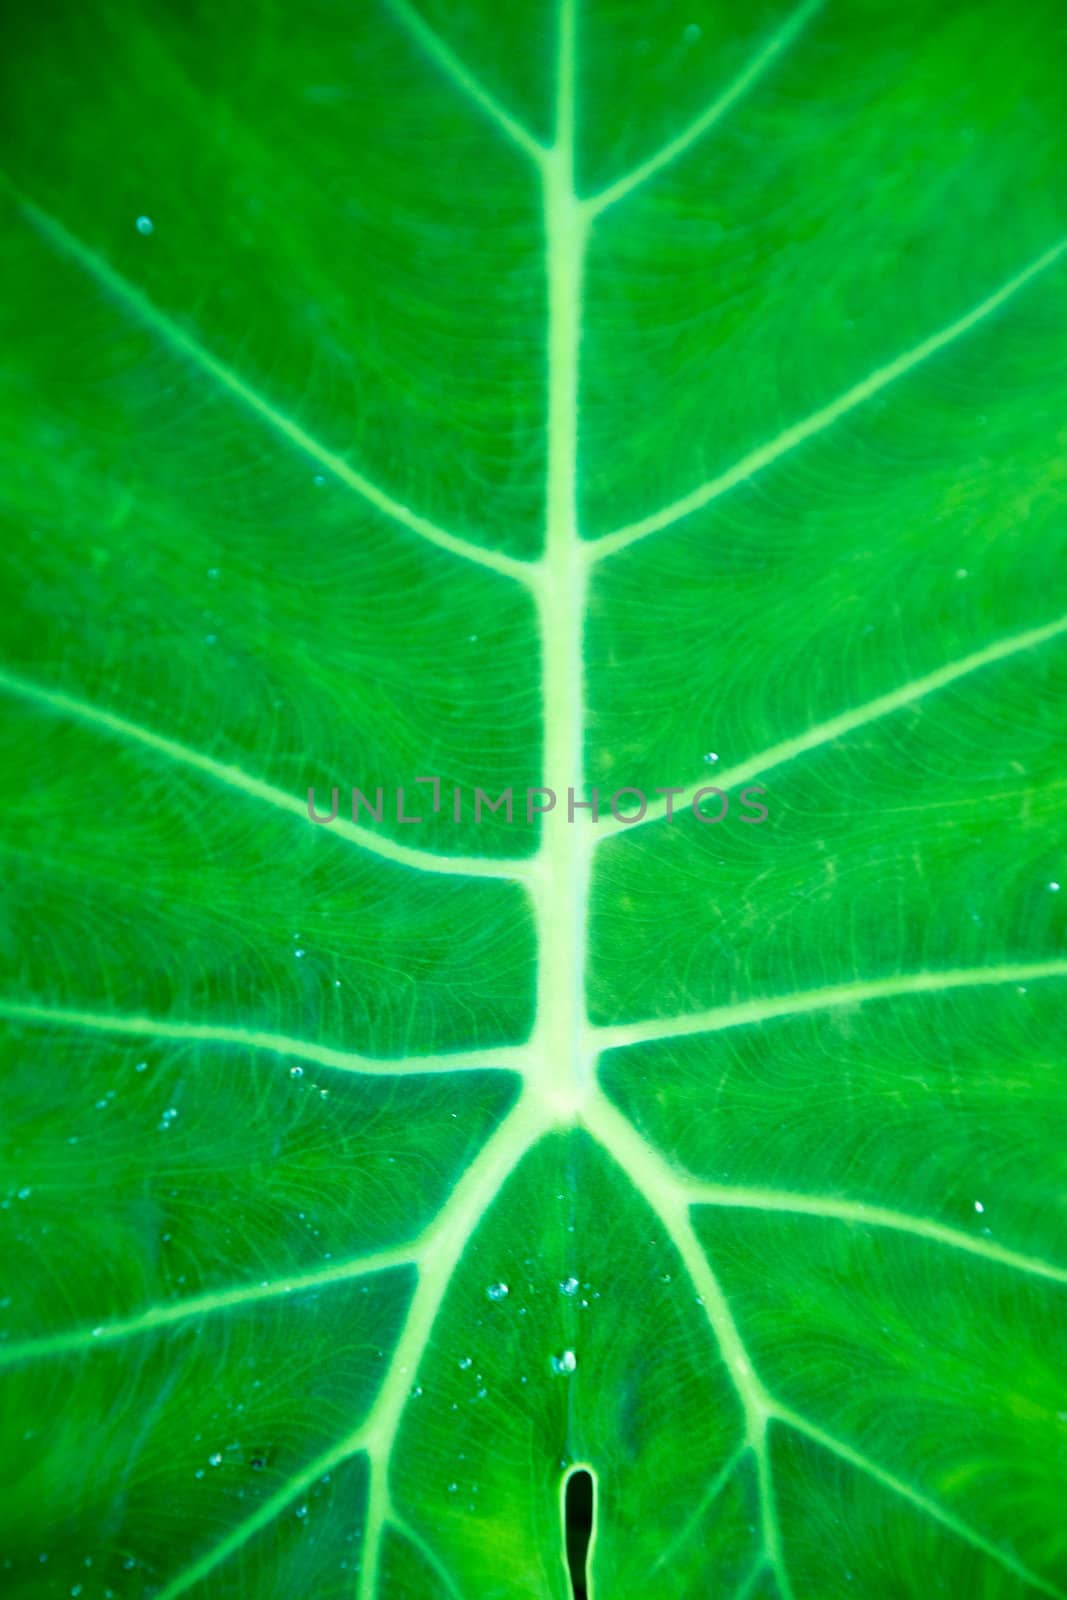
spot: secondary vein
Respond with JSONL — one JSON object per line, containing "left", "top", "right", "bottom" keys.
{"left": 0, "top": 998, "right": 528, "bottom": 1078}
{"left": 582, "top": 1092, "right": 785, "bottom": 1582}
{"left": 0, "top": 1246, "right": 414, "bottom": 1371}
{"left": 15, "top": 192, "right": 532, "bottom": 585}
{"left": 590, "top": 959, "right": 1067, "bottom": 1048}
{"left": 595, "top": 609, "right": 1067, "bottom": 838}
{"left": 149, "top": 1098, "right": 544, "bottom": 1600}
{"left": 382, "top": 0, "right": 547, "bottom": 164}
{"left": 775, "top": 1407, "right": 1067, "bottom": 1598}
{"left": 687, "top": 1187, "right": 1067, "bottom": 1285}
{"left": 0, "top": 664, "right": 530, "bottom": 880}
{"left": 586, "top": 0, "right": 825, "bottom": 217}
{"left": 592, "top": 237, "right": 1067, "bottom": 556}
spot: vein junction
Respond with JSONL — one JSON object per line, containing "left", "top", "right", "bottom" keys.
{"left": 5, "top": 2, "right": 1067, "bottom": 1596}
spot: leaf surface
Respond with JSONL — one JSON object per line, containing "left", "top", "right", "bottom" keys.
{"left": 1, "top": 0, "right": 1066, "bottom": 1596}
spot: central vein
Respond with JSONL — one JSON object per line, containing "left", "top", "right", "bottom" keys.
{"left": 532, "top": 0, "right": 594, "bottom": 1117}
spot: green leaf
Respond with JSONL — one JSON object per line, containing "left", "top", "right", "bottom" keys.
{"left": 2, "top": 0, "right": 1066, "bottom": 1596}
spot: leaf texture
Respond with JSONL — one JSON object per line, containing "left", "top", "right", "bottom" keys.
{"left": 1, "top": 0, "right": 1066, "bottom": 1596}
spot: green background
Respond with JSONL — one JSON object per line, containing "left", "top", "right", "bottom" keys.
{"left": 1, "top": 0, "right": 1066, "bottom": 1596}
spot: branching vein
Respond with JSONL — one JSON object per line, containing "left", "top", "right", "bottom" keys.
{"left": 592, "top": 237, "right": 1067, "bottom": 556}
{"left": 0, "top": 663, "right": 529, "bottom": 880}
{"left": 592, "top": 959, "right": 1067, "bottom": 1048}
{"left": 687, "top": 1188, "right": 1067, "bottom": 1286}
{"left": 0, "top": 998, "right": 528, "bottom": 1079}
{"left": 354, "top": 1096, "right": 546, "bottom": 1599}
{"left": 595, "top": 609, "right": 1067, "bottom": 837}
{"left": 776, "top": 1407, "right": 1067, "bottom": 1598}
{"left": 388, "top": 1513, "right": 467, "bottom": 1600}
{"left": 9, "top": 0, "right": 1065, "bottom": 1591}
{"left": 151, "top": 1099, "right": 544, "bottom": 1600}
{"left": 15, "top": 194, "right": 532, "bottom": 584}
{"left": 649, "top": 1441, "right": 747, "bottom": 1574}
{"left": 586, "top": 0, "right": 824, "bottom": 216}
{"left": 382, "top": 0, "right": 546, "bottom": 164}
{"left": 588, "top": 1092, "right": 1066, "bottom": 1598}
{"left": 583, "top": 1092, "right": 786, "bottom": 1588}
{"left": 0, "top": 1247, "right": 414, "bottom": 1373}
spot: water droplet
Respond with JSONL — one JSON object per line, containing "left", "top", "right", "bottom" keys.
{"left": 974, "top": 1200, "right": 984, "bottom": 1214}
{"left": 683, "top": 21, "right": 701, "bottom": 42}
{"left": 135, "top": 1061, "right": 148, "bottom": 1072}
{"left": 16, "top": 1187, "right": 32, "bottom": 1200}
{"left": 447, "top": 1482, "right": 458, "bottom": 1493}
{"left": 295, "top": 1504, "right": 308, "bottom": 1519}
{"left": 207, "top": 567, "right": 219, "bottom": 579}
{"left": 486, "top": 1282, "right": 509, "bottom": 1302}
{"left": 559, "top": 1276, "right": 579, "bottom": 1296}
{"left": 313, "top": 474, "right": 326, "bottom": 487}
{"left": 703, "top": 751, "right": 719, "bottom": 764}
{"left": 209, "top": 1452, "right": 222, "bottom": 1466}
{"left": 135, "top": 215, "right": 153, "bottom": 236}
{"left": 551, "top": 1349, "right": 577, "bottom": 1375}
{"left": 955, "top": 568, "right": 969, "bottom": 579}
{"left": 294, "top": 948, "right": 305, "bottom": 958}
{"left": 458, "top": 1355, "right": 472, "bottom": 1370}
{"left": 1049, "top": 881, "right": 1061, "bottom": 893}
{"left": 320, "top": 1088, "right": 329, "bottom": 1099}
{"left": 289, "top": 1066, "right": 304, "bottom": 1078}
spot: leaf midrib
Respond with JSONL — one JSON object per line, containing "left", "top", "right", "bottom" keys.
{"left": 5, "top": 2, "right": 1067, "bottom": 1595}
